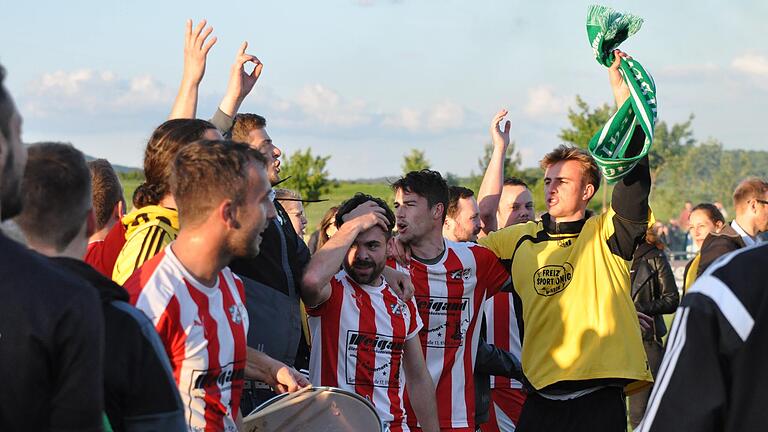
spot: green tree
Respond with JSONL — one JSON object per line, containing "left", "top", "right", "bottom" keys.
{"left": 558, "top": 96, "right": 613, "bottom": 149}
{"left": 402, "top": 149, "right": 430, "bottom": 174}
{"left": 649, "top": 115, "right": 695, "bottom": 182}
{"left": 279, "top": 148, "right": 336, "bottom": 203}
{"left": 476, "top": 140, "right": 523, "bottom": 180}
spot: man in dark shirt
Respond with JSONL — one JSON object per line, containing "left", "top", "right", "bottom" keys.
{"left": 14, "top": 142, "right": 187, "bottom": 431}
{"left": 639, "top": 243, "right": 768, "bottom": 431}
{"left": 229, "top": 114, "right": 315, "bottom": 411}
{"left": 0, "top": 64, "right": 105, "bottom": 431}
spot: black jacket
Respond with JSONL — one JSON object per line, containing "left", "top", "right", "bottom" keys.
{"left": 639, "top": 243, "right": 768, "bottom": 431}
{"left": 230, "top": 200, "right": 312, "bottom": 371}
{"left": 473, "top": 337, "right": 522, "bottom": 425}
{"left": 0, "top": 233, "right": 104, "bottom": 431}
{"left": 631, "top": 243, "right": 680, "bottom": 340}
{"left": 52, "top": 257, "right": 186, "bottom": 432}
{"left": 697, "top": 224, "right": 746, "bottom": 277}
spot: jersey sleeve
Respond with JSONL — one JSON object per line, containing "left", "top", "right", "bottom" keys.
{"left": 478, "top": 224, "right": 525, "bottom": 260}
{"left": 405, "top": 297, "right": 423, "bottom": 340}
{"left": 305, "top": 277, "right": 343, "bottom": 317}
{"left": 113, "top": 224, "right": 173, "bottom": 285}
{"left": 472, "top": 245, "right": 511, "bottom": 297}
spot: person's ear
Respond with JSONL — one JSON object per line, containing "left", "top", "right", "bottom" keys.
{"left": 583, "top": 183, "right": 596, "bottom": 202}
{"left": 221, "top": 200, "right": 240, "bottom": 230}
{"left": 85, "top": 209, "right": 97, "bottom": 238}
{"left": 433, "top": 203, "right": 444, "bottom": 221}
{"left": 112, "top": 201, "right": 123, "bottom": 222}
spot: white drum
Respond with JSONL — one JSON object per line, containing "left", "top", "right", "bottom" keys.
{"left": 243, "top": 386, "right": 383, "bottom": 432}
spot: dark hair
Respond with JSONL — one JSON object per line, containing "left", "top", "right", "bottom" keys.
{"left": 231, "top": 113, "right": 267, "bottom": 143}
{"left": 540, "top": 145, "right": 601, "bottom": 194}
{"left": 133, "top": 118, "right": 217, "bottom": 208}
{"left": 645, "top": 227, "right": 665, "bottom": 250}
{"left": 0, "top": 64, "right": 13, "bottom": 141}
{"left": 691, "top": 203, "right": 725, "bottom": 225}
{"left": 16, "top": 142, "right": 91, "bottom": 251}
{"left": 503, "top": 177, "right": 529, "bottom": 188}
{"left": 317, "top": 205, "right": 339, "bottom": 249}
{"left": 446, "top": 186, "right": 474, "bottom": 219}
{"left": 335, "top": 193, "right": 395, "bottom": 236}
{"left": 391, "top": 169, "right": 449, "bottom": 222}
{"left": 88, "top": 159, "right": 124, "bottom": 230}
{"left": 170, "top": 140, "right": 267, "bottom": 227}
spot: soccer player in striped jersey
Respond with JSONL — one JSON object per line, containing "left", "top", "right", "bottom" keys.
{"left": 125, "top": 141, "right": 308, "bottom": 431}
{"left": 390, "top": 170, "right": 513, "bottom": 431}
{"left": 302, "top": 193, "right": 439, "bottom": 432}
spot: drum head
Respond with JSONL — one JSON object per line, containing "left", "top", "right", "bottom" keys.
{"left": 243, "top": 386, "right": 382, "bottom": 432}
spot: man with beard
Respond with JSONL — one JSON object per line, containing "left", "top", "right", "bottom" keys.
{"left": 124, "top": 141, "right": 308, "bottom": 431}
{"left": 390, "top": 170, "right": 512, "bottom": 431}
{"left": 229, "top": 114, "right": 413, "bottom": 411}
{"left": 443, "top": 186, "right": 482, "bottom": 243}
{"left": 302, "top": 193, "right": 439, "bottom": 432}
{"left": 0, "top": 65, "right": 105, "bottom": 431}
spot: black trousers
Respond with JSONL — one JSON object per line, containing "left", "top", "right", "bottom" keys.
{"left": 516, "top": 386, "right": 627, "bottom": 432}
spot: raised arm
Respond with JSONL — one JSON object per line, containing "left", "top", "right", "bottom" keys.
{"left": 607, "top": 50, "right": 652, "bottom": 260}
{"left": 217, "top": 41, "right": 263, "bottom": 119}
{"left": 169, "top": 19, "right": 217, "bottom": 120}
{"left": 301, "top": 201, "right": 389, "bottom": 306}
{"left": 478, "top": 109, "right": 511, "bottom": 235}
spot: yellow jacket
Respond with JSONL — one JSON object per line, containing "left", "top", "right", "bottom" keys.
{"left": 479, "top": 208, "right": 653, "bottom": 391}
{"left": 112, "top": 205, "right": 179, "bottom": 285}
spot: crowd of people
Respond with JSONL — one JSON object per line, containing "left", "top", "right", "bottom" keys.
{"left": 1, "top": 18, "right": 767, "bottom": 432}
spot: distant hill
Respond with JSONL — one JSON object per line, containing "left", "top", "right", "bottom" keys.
{"left": 24, "top": 142, "right": 142, "bottom": 174}
{"left": 83, "top": 155, "right": 141, "bottom": 174}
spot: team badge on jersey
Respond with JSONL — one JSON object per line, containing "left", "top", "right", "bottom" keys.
{"left": 229, "top": 305, "right": 244, "bottom": 324}
{"left": 449, "top": 267, "right": 472, "bottom": 280}
{"left": 389, "top": 301, "right": 403, "bottom": 316}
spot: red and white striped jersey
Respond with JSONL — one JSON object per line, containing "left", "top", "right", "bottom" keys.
{"left": 306, "top": 270, "right": 422, "bottom": 431}
{"left": 124, "top": 245, "right": 248, "bottom": 432}
{"left": 484, "top": 293, "right": 523, "bottom": 389}
{"left": 395, "top": 241, "right": 511, "bottom": 429}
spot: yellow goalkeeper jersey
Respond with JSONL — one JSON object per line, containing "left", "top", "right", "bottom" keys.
{"left": 479, "top": 208, "right": 653, "bottom": 391}
{"left": 112, "top": 205, "right": 179, "bottom": 285}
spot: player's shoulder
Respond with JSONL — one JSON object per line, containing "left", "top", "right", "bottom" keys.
{"left": 480, "top": 220, "right": 540, "bottom": 245}
{"left": 126, "top": 250, "right": 186, "bottom": 298}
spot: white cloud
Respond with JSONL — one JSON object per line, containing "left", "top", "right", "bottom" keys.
{"left": 293, "top": 84, "right": 372, "bottom": 128}
{"left": 731, "top": 54, "right": 768, "bottom": 77}
{"left": 382, "top": 102, "right": 465, "bottom": 133}
{"left": 524, "top": 86, "right": 567, "bottom": 117}
{"left": 22, "top": 69, "right": 173, "bottom": 119}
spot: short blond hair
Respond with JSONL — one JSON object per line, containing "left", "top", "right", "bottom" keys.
{"left": 733, "top": 177, "right": 768, "bottom": 210}
{"left": 540, "top": 145, "right": 601, "bottom": 192}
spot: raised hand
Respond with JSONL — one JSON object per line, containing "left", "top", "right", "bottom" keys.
{"left": 342, "top": 200, "right": 389, "bottom": 232}
{"left": 490, "top": 109, "right": 511, "bottom": 150}
{"left": 609, "top": 49, "right": 631, "bottom": 107}
{"left": 169, "top": 19, "right": 217, "bottom": 119}
{"left": 219, "top": 41, "right": 263, "bottom": 117}
{"left": 182, "top": 19, "right": 217, "bottom": 87}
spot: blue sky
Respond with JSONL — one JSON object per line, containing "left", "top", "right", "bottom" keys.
{"left": 2, "top": 0, "right": 766, "bottom": 179}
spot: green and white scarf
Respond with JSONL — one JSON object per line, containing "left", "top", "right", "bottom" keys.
{"left": 586, "top": 5, "right": 657, "bottom": 183}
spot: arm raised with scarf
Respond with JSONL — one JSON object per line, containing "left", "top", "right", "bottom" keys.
{"left": 606, "top": 50, "right": 652, "bottom": 261}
